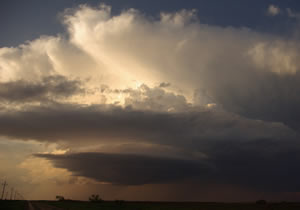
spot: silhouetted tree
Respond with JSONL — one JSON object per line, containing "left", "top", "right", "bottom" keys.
{"left": 256, "top": 200, "right": 267, "bottom": 205}
{"left": 89, "top": 194, "right": 103, "bottom": 203}
{"left": 56, "top": 195, "right": 65, "bottom": 201}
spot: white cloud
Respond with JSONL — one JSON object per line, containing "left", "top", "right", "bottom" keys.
{"left": 287, "top": 8, "right": 300, "bottom": 19}
{"left": 248, "top": 40, "right": 300, "bottom": 74}
{"left": 0, "top": 4, "right": 300, "bottom": 130}
{"left": 267, "top": 4, "right": 280, "bottom": 16}
{"left": 0, "top": 4, "right": 299, "bottom": 103}
{"left": 0, "top": 4, "right": 300, "bottom": 126}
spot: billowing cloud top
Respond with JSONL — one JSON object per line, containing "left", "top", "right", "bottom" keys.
{"left": 1, "top": 4, "right": 300, "bottom": 199}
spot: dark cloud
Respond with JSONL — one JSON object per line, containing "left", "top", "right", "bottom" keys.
{"left": 0, "top": 103, "right": 294, "bottom": 146}
{"left": 0, "top": 75, "right": 83, "bottom": 103}
{"left": 1, "top": 101, "right": 298, "bottom": 191}
{"left": 0, "top": 81, "right": 299, "bottom": 192}
{"left": 203, "top": 63, "right": 300, "bottom": 131}
{"left": 36, "top": 152, "right": 211, "bottom": 185}
{"left": 208, "top": 139, "right": 300, "bottom": 191}
{"left": 159, "top": 82, "right": 171, "bottom": 88}
{"left": 36, "top": 145, "right": 300, "bottom": 191}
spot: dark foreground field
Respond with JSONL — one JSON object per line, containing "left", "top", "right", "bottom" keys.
{"left": 2, "top": 200, "right": 300, "bottom": 210}
{"left": 0, "top": 200, "right": 28, "bottom": 210}
{"left": 44, "top": 201, "right": 300, "bottom": 210}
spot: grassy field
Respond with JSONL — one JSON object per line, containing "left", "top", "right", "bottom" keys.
{"left": 39, "top": 200, "right": 300, "bottom": 210}
{"left": 0, "top": 200, "right": 28, "bottom": 210}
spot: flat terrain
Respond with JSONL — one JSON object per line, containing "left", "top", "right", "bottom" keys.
{"left": 36, "top": 201, "right": 300, "bottom": 210}
{"left": 0, "top": 200, "right": 28, "bottom": 210}
{"left": 2, "top": 200, "right": 300, "bottom": 210}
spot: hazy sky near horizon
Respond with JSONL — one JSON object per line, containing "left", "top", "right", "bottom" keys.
{"left": 2, "top": 0, "right": 300, "bottom": 201}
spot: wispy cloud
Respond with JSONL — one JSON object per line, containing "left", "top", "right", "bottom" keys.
{"left": 267, "top": 5, "right": 281, "bottom": 16}
{"left": 287, "top": 8, "right": 300, "bottom": 19}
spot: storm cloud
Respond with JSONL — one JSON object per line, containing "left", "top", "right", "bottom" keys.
{"left": 35, "top": 153, "right": 211, "bottom": 185}
{"left": 0, "top": 104, "right": 295, "bottom": 147}
{"left": 4, "top": 100, "right": 300, "bottom": 191}
{"left": 0, "top": 75, "right": 83, "bottom": 103}
{"left": 36, "top": 146, "right": 300, "bottom": 191}
{"left": 1, "top": 3, "right": 300, "bottom": 200}
{"left": 205, "top": 66, "right": 300, "bottom": 131}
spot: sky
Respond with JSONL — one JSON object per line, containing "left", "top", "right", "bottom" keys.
{"left": 1, "top": 0, "right": 300, "bottom": 202}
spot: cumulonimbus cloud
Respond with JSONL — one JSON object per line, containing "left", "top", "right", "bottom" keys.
{"left": 35, "top": 152, "right": 211, "bottom": 185}
{"left": 1, "top": 4, "right": 300, "bottom": 194}
{"left": 1, "top": 4, "right": 300, "bottom": 126}
{"left": 36, "top": 147, "right": 300, "bottom": 191}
